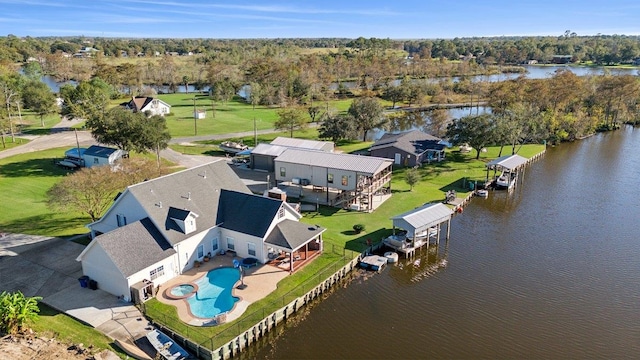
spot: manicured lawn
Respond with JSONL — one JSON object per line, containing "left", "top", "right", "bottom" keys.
{"left": 32, "top": 303, "right": 127, "bottom": 358}
{"left": 0, "top": 147, "right": 92, "bottom": 236}
{"left": 0, "top": 137, "right": 30, "bottom": 150}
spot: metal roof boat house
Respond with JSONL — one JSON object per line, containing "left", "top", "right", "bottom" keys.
{"left": 274, "top": 148, "right": 393, "bottom": 212}
{"left": 385, "top": 202, "right": 454, "bottom": 258}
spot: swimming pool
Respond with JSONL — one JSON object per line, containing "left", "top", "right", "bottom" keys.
{"left": 187, "top": 267, "right": 240, "bottom": 319}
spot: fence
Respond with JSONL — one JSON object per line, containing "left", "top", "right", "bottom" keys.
{"left": 142, "top": 244, "right": 372, "bottom": 359}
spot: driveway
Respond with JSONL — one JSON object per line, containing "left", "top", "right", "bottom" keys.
{"left": 0, "top": 234, "right": 153, "bottom": 345}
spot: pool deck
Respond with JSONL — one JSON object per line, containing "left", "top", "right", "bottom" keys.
{"left": 156, "top": 253, "right": 289, "bottom": 326}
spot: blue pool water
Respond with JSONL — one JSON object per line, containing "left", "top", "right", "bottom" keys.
{"left": 187, "top": 267, "right": 240, "bottom": 318}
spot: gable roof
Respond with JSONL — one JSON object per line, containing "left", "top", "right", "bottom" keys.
{"left": 275, "top": 148, "right": 393, "bottom": 176}
{"left": 216, "top": 189, "right": 283, "bottom": 237}
{"left": 251, "top": 143, "right": 289, "bottom": 157}
{"left": 369, "top": 130, "right": 445, "bottom": 155}
{"left": 391, "top": 202, "right": 453, "bottom": 237}
{"left": 167, "top": 207, "right": 192, "bottom": 221}
{"left": 93, "top": 218, "right": 175, "bottom": 277}
{"left": 486, "top": 154, "right": 529, "bottom": 171}
{"left": 126, "top": 160, "right": 251, "bottom": 246}
{"left": 264, "top": 220, "right": 325, "bottom": 251}
{"left": 84, "top": 145, "right": 119, "bottom": 158}
{"left": 124, "top": 97, "right": 170, "bottom": 112}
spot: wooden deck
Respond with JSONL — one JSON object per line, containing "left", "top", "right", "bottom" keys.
{"left": 359, "top": 255, "right": 387, "bottom": 272}
{"left": 267, "top": 248, "right": 321, "bottom": 272}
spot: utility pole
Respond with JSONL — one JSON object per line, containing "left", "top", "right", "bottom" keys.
{"left": 192, "top": 97, "right": 197, "bottom": 135}
{"left": 253, "top": 117, "right": 257, "bottom": 147}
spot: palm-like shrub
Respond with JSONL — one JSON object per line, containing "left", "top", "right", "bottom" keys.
{"left": 0, "top": 291, "right": 42, "bottom": 335}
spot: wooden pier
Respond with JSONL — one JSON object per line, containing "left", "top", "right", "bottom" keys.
{"left": 359, "top": 255, "right": 387, "bottom": 272}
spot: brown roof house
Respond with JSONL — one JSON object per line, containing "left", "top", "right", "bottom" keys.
{"left": 369, "top": 130, "right": 447, "bottom": 167}
{"left": 122, "top": 96, "right": 171, "bottom": 116}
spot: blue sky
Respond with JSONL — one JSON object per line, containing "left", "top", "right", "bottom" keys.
{"left": 1, "top": 0, "right": 640, "bottom": 39}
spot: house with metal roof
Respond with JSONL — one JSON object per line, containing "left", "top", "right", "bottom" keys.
{"left": 386, "top": 202, "right": 454, "bottom": 257}
{"left": 369, "top": 130, "right": 447, "bottom": 167}
{"left": 77, "top": 160, "right": 325, "bottom": 302}
{"left": 83, "top": 145, "right": 126, "bottom": 168}
{"left": 250, "top": 137, "right": 334, "bottom": 172}
{"left": 274, "top": 148, "right": 393, "bottom": 211}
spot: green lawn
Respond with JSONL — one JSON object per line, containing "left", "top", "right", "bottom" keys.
{"left": 0, "top": 147, "right": 92, "bottom": 236}
{"left": 31, "top": 303, "right": 127, "bottom": 358}
{"left": 152, "top": 94, "right": 354, "bottom": 138}
{"left": 0, "top": 137, "right": 30, "bottom": 150}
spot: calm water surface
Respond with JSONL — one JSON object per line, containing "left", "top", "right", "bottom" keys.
{"left": 248, "top": 127, "right": 640, "bottom": 359}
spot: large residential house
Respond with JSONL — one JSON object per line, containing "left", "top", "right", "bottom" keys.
{"left": 122, "top": 96, "right": 171, "bottom": 116}
{"left": 369, "top": 130, "right": 447, "bottom": 167}
{"left": 77, "top": 160, "right": 325, "bottom": 302}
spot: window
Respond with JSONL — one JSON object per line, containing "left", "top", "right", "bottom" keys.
{"left": 212, "top": 238, "right": 219, "bottom": 252}
{"left": 116, "top": 214, "right": 127, "bottom": 227}
{"left": 93, "top": 157, "right": 99, "bottom": 164}
{"left": 226, "top": 237, "right": 235, "bottom": 250}
{"left": 327, "top": 173, "right": 334, "bottom": 184}
{"left": 342, "top": 175, "right": 348, "bottom": 186}
{"left": 197, "top": 244, "right": 204, "bottom": 259}
{"left": 150, "top": 265, "right": 164, "bottom": 280}
{"left": 248, "top": 243, "right": 256, "bottom": 256}
{"left": 280, "top": 167, "right": 286, "bottom": 177}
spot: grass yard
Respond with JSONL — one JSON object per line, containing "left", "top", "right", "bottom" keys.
{"left": 0, "top": 137, "right": 30, "bottom": 150}
{"left": 0, "top": 147, "right": 92, "bottom": 236}
{"left": 31, "top": 303, "right": 126, "bottom": 358}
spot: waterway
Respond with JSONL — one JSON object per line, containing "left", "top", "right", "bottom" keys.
{"left": 248, "top": 126, "right": 640, "bottom": 359}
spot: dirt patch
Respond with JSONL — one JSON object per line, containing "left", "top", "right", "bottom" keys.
{"left": 0, "top": 332, "right": 119, "bottom": 360}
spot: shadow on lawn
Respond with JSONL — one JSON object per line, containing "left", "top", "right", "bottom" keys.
{"left": 1, "top": 213, "right": 90, "bottom": 236}
{"left": 0, "top": 158, "right": 71, "bottom": 178}
{"left": 344, "top": 228, "right": 393, "bottom": 253}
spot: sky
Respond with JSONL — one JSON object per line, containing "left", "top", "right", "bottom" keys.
{"left": 1, "top": 0, "right": 640, "bottom": 39}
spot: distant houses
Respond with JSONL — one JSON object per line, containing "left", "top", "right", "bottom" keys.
{"left": 369, "top": 130, "right": 447, "bottom": 167}
{"left": 121, "top": 96, "right": 171, "bottom": 116}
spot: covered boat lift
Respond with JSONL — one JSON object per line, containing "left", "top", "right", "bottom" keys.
{"left": 386, "top": 203, "right": 454, "bottom": 258}
{"left": 485, "top": 154, "right": 529, "bottom": 190}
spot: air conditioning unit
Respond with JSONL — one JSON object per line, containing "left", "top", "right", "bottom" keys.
{"left": 292, "top": 178, "right": 300, "bottom": 185}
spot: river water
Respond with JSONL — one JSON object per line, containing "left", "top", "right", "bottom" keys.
{"left": 248, "top": 126, "right": 640, "bottom": 359}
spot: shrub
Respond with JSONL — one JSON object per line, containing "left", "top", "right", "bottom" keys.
{"left": 353, "top": 224, "right": 365, "bottom": 234}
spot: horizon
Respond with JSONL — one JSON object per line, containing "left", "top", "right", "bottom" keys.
{"left": 1, "top": 0, "right": 640, "bottom": 40}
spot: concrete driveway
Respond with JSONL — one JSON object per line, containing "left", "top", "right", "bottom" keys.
{"left": 0, "top": 234, "right": 153, "bottom": 345}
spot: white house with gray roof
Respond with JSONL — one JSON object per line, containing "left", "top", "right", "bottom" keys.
{"left": 77, "top": 160, "right": 325, "bottom": 302}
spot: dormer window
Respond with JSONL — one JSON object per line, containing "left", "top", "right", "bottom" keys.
{"left": 168, "top": 207, "right": 199, "bottom": 234}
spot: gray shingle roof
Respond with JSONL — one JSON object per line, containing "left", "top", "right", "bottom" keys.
{"left": 275, "top": 148, "right": 393, "bottom": 176}
{"left": 264, "top": 220, "right": 325, "bottom": 251}
{"left": 95, "top": 218, "right": 175, "bottom": 277}
{"left": 127, "top": 160, "right": 251, "bottom": 246}
{"left": 216, "top": 189, "right": 283, "bottom": 237}
{"left": 369, "top": 130, "right": 444, "bottom": 154}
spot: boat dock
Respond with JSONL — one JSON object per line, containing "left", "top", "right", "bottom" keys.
{"left": 359, "top": 255, "right": 387, "bottom": 272}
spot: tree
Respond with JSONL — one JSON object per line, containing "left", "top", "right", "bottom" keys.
{"left": 348, "top": 97, "right": 386, "bottom": 142}
{"left": 308, "top": 105, "right": 321, "bottom": 122}
{"left": 274, "top": 107, "right": 307, "bottom": 137}
{"left": 87, "top": 107, "right": 171, "bottom": 155}
{"left": 318, "top": 112, "right": 356, "bottom": 142}
{"left": 21, "top": 80, "right": 57, "bottom": 127}
{"left": 405, "top": 167, "right": 420, "bottom": 191}
{"left": 446, "top": 114, "right": 496, "bottom": 159}
{"left": 60, "top": 77, "right": 112, "bottom": 121}
{"left": 47, "top": 158, "right": 169, "bottom": 222}
{"left": 0, "top": 291, "right": 41, "bottom": 335}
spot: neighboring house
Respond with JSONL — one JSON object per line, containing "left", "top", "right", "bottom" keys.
{"left": 122, "top": 96, "right": 171, "bottom": 116}
{"left": 369, "top": 130, "right": 447, "bottom": 167}
{"left": 274, "top": 148, "right": 393, "bottom": 211}
{"left": 250, "top": 137, "right": 334, "bottom": 172}
{"left": 77, "top": 160, "right": 325, "bottom": 302}
{"left": 552, "top": 55, "right": 573, "bottom": 64}
{"left": 83, "top": 145, "right": 126, "bottom": 168}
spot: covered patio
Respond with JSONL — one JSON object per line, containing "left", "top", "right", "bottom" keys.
{"left": 264, "top": 220, "right": 325, "bottom": 273}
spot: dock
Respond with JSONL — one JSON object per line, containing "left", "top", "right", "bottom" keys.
{"left": 359, "top": 255, "right": 387, "bottom": 272}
